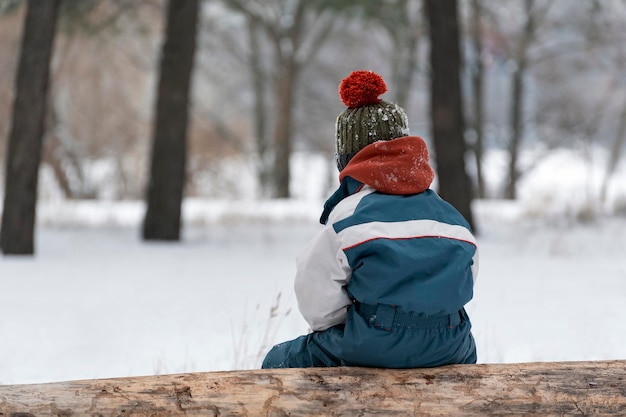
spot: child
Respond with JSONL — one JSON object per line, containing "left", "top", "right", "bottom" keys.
{"left": 262, "top": 70, "right": 478, "bottom": 369}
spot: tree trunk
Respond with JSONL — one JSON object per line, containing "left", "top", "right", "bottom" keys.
{"left": 505, "top": 0, "right": 534, "bottom": 200}
{"left": 268, "top": 2, "right": 305, "bottom": 199}
{"left": 0, "top": 0, "right": 60, "bottom": 255}
{"left": 505, "top": 62, "right": 526, "bottom": 200}
{"left": 599, "top": 96, "right": 626, "bottom": 204}
{"left": 247, "top": 15, "right": 271, "bottom": 198}
{"left": 425, "top": 0, "right": 475, "bottom": 231}
{"left": 470, "top": 0, "right": 486, "bottom": 199}
{"left": 42, "top": 103, "right": 90, "bottom": 200}
{"left": 271, "top": 60, "right": 298, "bottom": 198}
{"left": 0, "top": 361, "right": 624, "bottom": 416}
{"left": 42, "top": 134, "right": 75, "bottom": 199}
{"left": 142, "top": 0, "right": 199, "bottom": 241}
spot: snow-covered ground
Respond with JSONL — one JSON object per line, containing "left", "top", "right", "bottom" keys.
{"left": 1, "top": 147, "right": 626, "bottom": 385}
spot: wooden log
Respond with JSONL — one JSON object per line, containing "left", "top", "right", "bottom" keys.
{"left": 0, "top": 360, "right": 625, "bottom": 416}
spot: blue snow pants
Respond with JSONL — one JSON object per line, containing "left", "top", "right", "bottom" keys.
{"left": 261, "top": 304, "right": 477, "bottom": 369}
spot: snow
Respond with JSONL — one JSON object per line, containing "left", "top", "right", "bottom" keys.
{"left": 1, "top": 147, "right": 626, "bottom": 385}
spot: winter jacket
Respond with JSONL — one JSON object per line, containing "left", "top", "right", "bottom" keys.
{"left": 295, "top": 136, "right": 478, "bottom": 332}
{"left": 263, "top": 136, "right": 478, "bottom": 369}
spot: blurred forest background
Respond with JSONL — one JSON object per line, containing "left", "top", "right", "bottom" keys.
{"left": 1, "top": 0, "right": 626, "bottom": 254}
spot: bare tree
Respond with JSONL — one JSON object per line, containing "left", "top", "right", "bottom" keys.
{"left": 528, "top": 1, "right": 626, "bottom": 208}
{"left": 246, "top": 14, "right": 271, "bottom": 196}
{"left": 143, "top": 0, "right": 199, "bottom": 241}
{"left": 468, "top": 0, "right": 486, "bottom": 199}
{"left": 600, "top": 94, "right": 626, "bottom": 205}
{"left": 1, "top": 0, "right": 60, "bottom": 255}
{"left": 425, "top": 0, "right": 475, "bottom": 230}
{"left": 316, "top": 0, "right": 424, "bottom": 110}
{"left": 504, "top": 0, "right": 539, "bottom": 200}
{"left": 490, "top": 0, "right": 625, "bottom": 203}
{"left": 44, "top": 0, "right": 157, "bottom": 200}
{"left": 388, "top": 0, "right": 423, "bottom": 110}
{"left": 1, "top": 0, "right": 162, "bottom": 201}
{"left": 229, "top": 0, "right": 336, "bottom": 198}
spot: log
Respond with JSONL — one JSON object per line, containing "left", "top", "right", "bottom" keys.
{"left": 0, "top": 360, "right": 625, "bottom": 416}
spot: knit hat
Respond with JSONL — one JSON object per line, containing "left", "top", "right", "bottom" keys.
{"left": 335, "top": 70, "right": 409, "bottom": 171}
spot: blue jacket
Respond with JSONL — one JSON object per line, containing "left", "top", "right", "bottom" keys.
{"left": 295, "top": 137, "right": 478, "bottom": 331}
{"left": 262, "top": 136, "right": 478, "bottom": 368}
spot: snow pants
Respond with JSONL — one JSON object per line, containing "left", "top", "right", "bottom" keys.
{"left": 261, "top": 304, "right": 476, "bottom": 369}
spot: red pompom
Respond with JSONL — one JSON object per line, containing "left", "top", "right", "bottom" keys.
{"left": 339, "top": 70, "right": 387, "bottom": 108}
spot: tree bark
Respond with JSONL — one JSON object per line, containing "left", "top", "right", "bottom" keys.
{"left": 0, "top": 361, "right": 624, "bottom": 416}
{"left": 142, "top": 0, "right": 199, "bottom": 241}
{"left": 425, "top": 0, "right": 475, "bottom": 231}
{"left": 0, "top": 0, "right": 60, "bottom": 255}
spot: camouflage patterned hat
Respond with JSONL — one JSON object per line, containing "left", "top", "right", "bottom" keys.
{"left": 335, "top": 70, "right": 409, "bottom": 171}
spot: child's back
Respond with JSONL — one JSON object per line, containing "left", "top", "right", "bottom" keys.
{"left": 262, "top": 71, "right": 477, "bottom": 369}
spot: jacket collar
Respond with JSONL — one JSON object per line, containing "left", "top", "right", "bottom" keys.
{"left": 320, "top": 176, "right": 363, "bottom": 225}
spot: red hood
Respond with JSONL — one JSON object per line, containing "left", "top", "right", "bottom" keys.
{"left": 339, "top": 136, "right": 434, "bottom": 195}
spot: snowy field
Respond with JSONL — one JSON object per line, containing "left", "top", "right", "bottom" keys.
{"left": 1, "top": 147, "right": 626, "bottom": 385}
